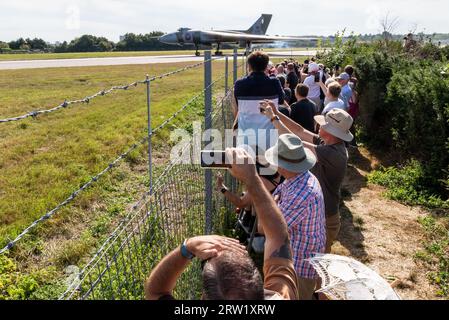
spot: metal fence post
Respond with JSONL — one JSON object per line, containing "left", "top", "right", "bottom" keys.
{"left": 146, "top": 75, "right": 153, "bottom": 195}
{"left": 233, "top": 48, "right": 238, "bottom": 84}
{"left": 225, "top": 56, "right": 229, "bottom": 95}
{"left": 204, "top": 51, "right": 213, "bottom": 235}
{"left": 223, "top": 56, "right": 229, "bottom": 129}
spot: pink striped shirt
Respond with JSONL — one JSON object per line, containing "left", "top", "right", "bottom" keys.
{"left": 273, "top": 171, "right": 326, "bottom": 279}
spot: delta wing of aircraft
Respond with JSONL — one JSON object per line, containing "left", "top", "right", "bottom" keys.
{"left": 159, "top": 14, "right": 316, "bottom": 56}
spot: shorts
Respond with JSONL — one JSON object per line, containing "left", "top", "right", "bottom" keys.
{"left": 325, "top": 213, "right": 341, "bottom": 253}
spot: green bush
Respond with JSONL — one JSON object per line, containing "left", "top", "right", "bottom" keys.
{"left": 318, "top": 33, "right": 449, "bottom": 205}
{"left": 368, "top": 160, "right": 449, "bottom": 209}
{"left": 385, "top": 61, "right": 449, "bottom": 197}
{"left": 0, "top": 255, "right": 64, "bottom": 300}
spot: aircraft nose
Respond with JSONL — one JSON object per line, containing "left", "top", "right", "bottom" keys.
{"left": 159, "top": 33, "right": 177, "bottom": 44}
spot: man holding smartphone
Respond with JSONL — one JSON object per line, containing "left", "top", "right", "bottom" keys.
{"left": 145, "top": 148, "right": 299, "bottom": 300}
{"left": 260, "top": 101, "right": 354, "bottom": 254}
{"left": 232, "top": 51, "right": 286, "bottom": 151}
{"left": 303, "top": 63, "right": 323, "bottom": 114}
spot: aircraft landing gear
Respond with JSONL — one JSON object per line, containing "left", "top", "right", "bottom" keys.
{"left": 195, "top": 44, "right": 200, "bottom": 56}
{"left": 214, "top": 43, "right": 223, "bottom": 56}
{"left": 244, "top": 42, "right": 252, "bottom": 56}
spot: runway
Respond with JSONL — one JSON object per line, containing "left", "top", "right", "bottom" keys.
{"left": 0, "top": 51, "right": 317, "bottom": 70}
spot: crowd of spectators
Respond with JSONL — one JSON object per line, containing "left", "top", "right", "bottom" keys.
{"left": 145, "top": 51, "right": 360, "bottom": 301}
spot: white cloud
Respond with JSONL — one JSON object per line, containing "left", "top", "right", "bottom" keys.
{"left": 65, "top": 5, "right": 81, "bottom": 30}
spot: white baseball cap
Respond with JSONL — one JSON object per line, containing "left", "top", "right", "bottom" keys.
{"left": 309, "top": 63, "right": 320, "bottom": 73}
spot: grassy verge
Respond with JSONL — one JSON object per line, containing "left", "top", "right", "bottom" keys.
{"left": 0, "top": 60, "right": 237, "bottom": 299}
{"left": 0, "top": 48, "right": 313, "bottom": 61}
{"left": 415, "top": 215, "right": 449, "bottom": 297}
{"left": 367, "top": 158, "right": 449, "bottom": 298}
{"left": 367, "top": 159, "right": 449, "bottom": 210}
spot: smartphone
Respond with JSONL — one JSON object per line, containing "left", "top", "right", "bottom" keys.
{"left": 200, "top": 150, "right": 231, "bottom": 169}
{"left": 314, "top": 73, "right": 320, "bottom": 83}
{"left": 259, "top": 101, "right": 268, "bottom": 114}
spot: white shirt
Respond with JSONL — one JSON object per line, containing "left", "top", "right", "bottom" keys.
{"left": 322, "top": 99, "right": 346, "bottom": 115}
{"left": 303, "top": 75, "right": 321, "bottom": 99}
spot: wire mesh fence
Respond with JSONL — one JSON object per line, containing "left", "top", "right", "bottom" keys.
{"left": 60, "top": 54, "right": 243, "bottom": 300}
{"left": 0, "top": 55, "right": 235, "bottom": 255}
{"left": 0, "top": 59, "right": 218, "bottom": 124}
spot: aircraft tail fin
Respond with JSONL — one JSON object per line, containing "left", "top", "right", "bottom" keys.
{"left": 246, "top": 14, "right": 272, "bottom": 35}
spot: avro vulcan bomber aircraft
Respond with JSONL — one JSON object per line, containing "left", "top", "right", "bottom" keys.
{"left": 159, "top": 14, "right": 316, "bottom": 56}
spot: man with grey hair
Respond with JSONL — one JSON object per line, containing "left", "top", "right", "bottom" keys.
{"left": 145, "top": 148, "right": 299, "bottom": 300}
{"left": 336, "top": 72, "right": 353, "bottom": 111}
{"left": 261, "top": 102, "right": 354, "bottom": 254}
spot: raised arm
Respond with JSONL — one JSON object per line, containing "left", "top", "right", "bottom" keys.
{"left": 145, "top": 235, "right": 246, "bottom": 300}
{"left": 318, "top": 79, "right": 328, "bottom": 94}
{"left": 216, "top": 175, "right": 251, "bottom": 208}
{"left": 226, "top": 148, "right": 291, "bottom": 261}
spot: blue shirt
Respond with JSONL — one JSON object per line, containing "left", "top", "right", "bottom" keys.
{"left": 339, "top": 84, "right": 352, "bottom": 111}
{"left": 234, "top": 72, "right": 285, "bottom": 150}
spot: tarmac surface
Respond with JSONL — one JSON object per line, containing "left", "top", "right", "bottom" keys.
{"left": 0, "top": 50, "right": 317, "bottom": 70}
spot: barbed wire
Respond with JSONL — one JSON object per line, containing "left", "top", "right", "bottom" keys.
{"left": 60, "top": 85, "right": 234, "bottom": 300}
{"left": 0, "top": 74, "right": 226, "bottom": 255}
{"left": 0, "top": 58, "right": 222, "bottom": 124}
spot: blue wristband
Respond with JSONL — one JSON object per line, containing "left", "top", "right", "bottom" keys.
{"left": 181, "top": 239, "right": 194, "bottom": 260}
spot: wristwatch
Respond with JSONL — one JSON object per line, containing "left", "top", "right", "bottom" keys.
{"left": 271, "top": 115, "right": 280, "bottom": 123}
{"left": 180, "top": 239, "right": 195, "bottom": 260}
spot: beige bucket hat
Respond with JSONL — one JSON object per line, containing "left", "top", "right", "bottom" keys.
{"left": 314, "top": 109, "right": 354, "bottom": 142}
{"left": 265, "top": 134, "right": 316, "bottom": 173}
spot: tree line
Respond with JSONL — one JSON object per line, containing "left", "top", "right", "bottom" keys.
{"left": 0, "top": 32, "right": 182, "bottom": 53}
{"left": 1, "top": 32, "right": 448, "bottom": 54}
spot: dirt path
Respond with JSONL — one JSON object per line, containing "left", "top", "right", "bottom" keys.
{"left": 331, "top": 147, "right": 440, "bottom": 300}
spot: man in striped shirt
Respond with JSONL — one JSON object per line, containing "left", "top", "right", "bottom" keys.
{"left": 264, "top": 133, "right": 326, "bottom": 300}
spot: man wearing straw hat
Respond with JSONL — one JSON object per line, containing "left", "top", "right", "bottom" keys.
{"left": 260, "top": 101, "right": 354, "bottom": 254}
{"left": 263, "top": 133, "right": 326, "bottom": 300}
{"left": 145, "top": 148, "right": 299, "bottom": 301}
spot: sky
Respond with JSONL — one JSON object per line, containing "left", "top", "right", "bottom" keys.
{"left": 0, "top": 0, "right": 448, "bottom": 42}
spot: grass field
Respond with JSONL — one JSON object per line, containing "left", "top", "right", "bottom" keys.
{"left": 0, "top": 55, "right": 308, "bottom": 299}
{"left": 0, "top": 48, "right": 315, "bottom": 61}
{"left": 0, "top": 59, "right": 242, "bottom": 299}
{"left": 0, "top": 60, "right": 231, "bottom": 265}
